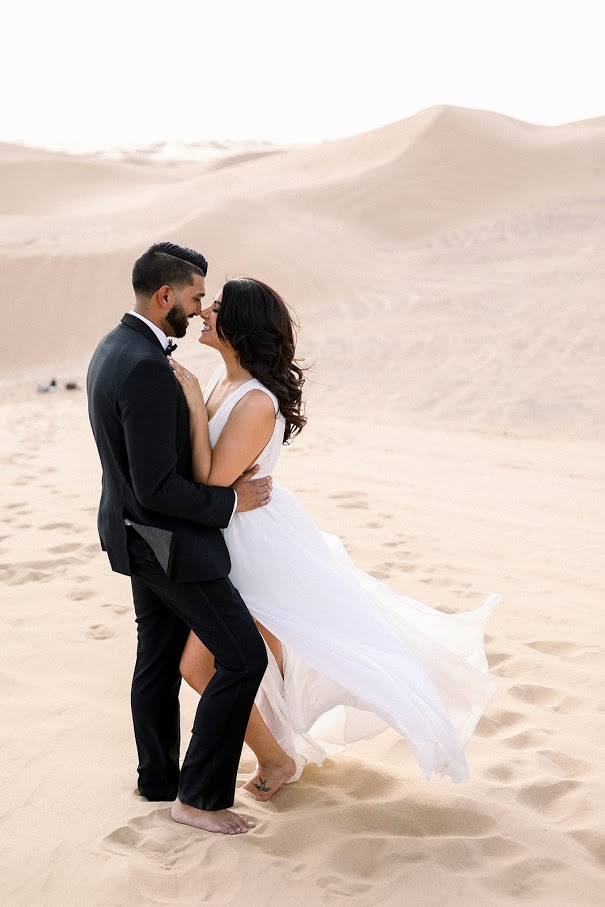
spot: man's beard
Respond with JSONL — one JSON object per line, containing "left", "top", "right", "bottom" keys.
{"left": 165, "top": 300, "right": 190, "bottom": 338}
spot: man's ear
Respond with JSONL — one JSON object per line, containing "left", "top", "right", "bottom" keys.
{"left": 158, "top": 285, "right": 174, "bottom": 310}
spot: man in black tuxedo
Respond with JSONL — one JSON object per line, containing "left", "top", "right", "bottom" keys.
{"left": 87, "top": 242, "right": 269, "bottom": 835}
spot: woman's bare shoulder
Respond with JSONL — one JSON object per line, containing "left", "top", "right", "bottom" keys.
{"left": 230, "top": 387, "right": 278, "bottom": 418}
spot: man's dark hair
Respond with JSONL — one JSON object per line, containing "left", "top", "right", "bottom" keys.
{"left": 132, "top": 242, "right": 208, "bottom": 296}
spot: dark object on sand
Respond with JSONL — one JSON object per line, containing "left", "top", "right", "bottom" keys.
{"left": 65, "top": 382, "right": 80, "bottom": 391}
{"left": 37, "top": 379, "right": 58, "bottom": 394}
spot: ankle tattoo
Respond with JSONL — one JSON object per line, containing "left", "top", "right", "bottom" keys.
{"left": 252, "top": 777, "right": 271, "bottom": 793}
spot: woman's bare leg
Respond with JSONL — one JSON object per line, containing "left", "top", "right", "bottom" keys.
{"left": 180, "top": 624, "right": 296, "bottom": 801}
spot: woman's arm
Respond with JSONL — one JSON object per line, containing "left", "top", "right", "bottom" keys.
{"left": 117, "top": 358, "right": 234, "bottom": 525}
{"left": 170, "top": 359, "right": 276, "bottom": 487}
{"left": 189, "top": 402, "right": 213, "bottom": 484}
{"left": 208, "top": 391, "right": 276, "bottom": 486}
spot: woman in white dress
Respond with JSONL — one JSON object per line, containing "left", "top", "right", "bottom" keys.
{"left": 169, "top": 278, "right": 499, "bottom": 802}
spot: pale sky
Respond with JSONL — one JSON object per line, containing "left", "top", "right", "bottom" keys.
{"left": 3, "top": 0, "right": 603, "bottom": 151}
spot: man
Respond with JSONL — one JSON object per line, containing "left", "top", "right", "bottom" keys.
{"left": 87, "top": 242, "right": 269, "bottom": 835}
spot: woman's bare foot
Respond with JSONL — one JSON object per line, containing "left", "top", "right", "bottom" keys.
{"left": 171, "top": 799, "right": 256, "bottom": 834}
{"left": 242, "top": 755, "right": 297, "bottom": 802}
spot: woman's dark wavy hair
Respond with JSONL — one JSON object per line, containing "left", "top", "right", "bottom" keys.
{"left": 216, "top": 278, "right": 306, "bottom": 443}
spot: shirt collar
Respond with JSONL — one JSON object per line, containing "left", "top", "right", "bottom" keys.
{"left": 128, "top": 310, "right": 170, "bottom": 350}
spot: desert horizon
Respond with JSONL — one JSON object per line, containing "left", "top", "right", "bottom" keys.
{"left": 1, "top": 104, "right": 604, "bottom": 904}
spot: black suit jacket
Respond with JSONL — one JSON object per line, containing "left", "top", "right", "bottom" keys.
{"left": 86, "top": 313, "right": 235, "bottom": 582}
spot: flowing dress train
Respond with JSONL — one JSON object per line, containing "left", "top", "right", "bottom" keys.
{"left": 205, "top": 366, "right": 500, "bottom": 783}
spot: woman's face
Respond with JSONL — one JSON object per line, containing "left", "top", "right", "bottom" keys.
{"left": 199, "top": 289, "right": 224, "bottom": 349}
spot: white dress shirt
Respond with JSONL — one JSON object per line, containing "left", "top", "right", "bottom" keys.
{"left": 128, "top": 309, "right": 169, "bottom": 350}
{"left": 125, "top": 309, "right": 237, "bottom": 523}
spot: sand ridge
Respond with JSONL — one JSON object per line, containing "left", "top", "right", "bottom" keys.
{"left": 3, "top": 106, "right": 604, "bottom": 441}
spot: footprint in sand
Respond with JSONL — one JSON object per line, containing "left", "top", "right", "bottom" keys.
{"left": 526, "top": 640, "right": 579, "bottom": 657}
{"left": 103, "top": 808, "right": 208, "bottom": 861}
{"left": 102, "top": 815, "right": 173, "bottom": 857}
{"left": 569, "top": 829, "right": 605, "bottom": 868}
{"left": 501, "top": 728, "right": 555, "bottom": 750}
{"left": 329, "top": 491, "right": 370, "bottom": 510}
{"left": 475, "top": 709, "right": 525, "bottom": 738}
{"left": 368, "top": 561, "right": 395, "bottom": 580}
{"left": 475, "top": 834, "right": 527, "bottom": 861}
{"left": 327, "top": 798, "right": 496, "bottom": 838}
{"left": 103, "top": 823, "right": 143, "bottom": 853}
{"left": 316, "top": 872, "right": 371, "bottom": 898}
{"left": 526, "top": 639, "right": 599, "bottom": 658}
{"left": 537, "top": 749, "right": 595, "bottom": 777}
{"left": 2, "top": 568, "right": 52, "bottom": 585}
{"left": 550, "top": 694, "right": 587, "bottom": 714}
{"left": 486, "top": 651, "right": 511, "bottom": 668}
{"left": 482, "top": 762, "right": 520, "bottom": 783}
{"left": 484, "top": 856, "right": 566, "bottom": 898}
{"left": 102, "top": 603, "right": 129, "bottom": 615}
{"left": 48, "top": 543, "right": 82, "bottom": 554}
{"left": 70, "top": 589, "right": 95, "bottom": 601}
{"left": 508, "top": 684, "right": 559, "bottom": 707}
{"left": 40, "top": 522, "right": 73, "bottom": 531}
{"left": 369, "top": 569, "right": 391, "bottom": 580}
{"left": 516, "top": 779, "right": 582, "bottom": 813}
{"left": 433, "top": 838, "right": 487, "bottom": 873}
{"left": 531, "top": 640, "right": 603, "bottom": 664}
{"left": 0, "top": 557, "right": 76, "bottom": 584}
{"left": 316, "top": 757, "right": 400, "bottom": 802}
{"left": 426, "top": 575, "right": 463, "bottom": 591}
{"left": 86, "top": 624, "right": 115, "bottom": 639}
{"left": 493, "top": 658, "right": 535, "bottom": 679}
{"left": 508, "top": 684, "right": 586, "bottom": 714}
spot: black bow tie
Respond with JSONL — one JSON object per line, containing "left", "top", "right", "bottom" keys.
{"left": 165, "top": 339, "right": 178, "bottom": 356}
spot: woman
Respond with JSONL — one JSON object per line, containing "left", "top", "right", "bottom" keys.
{"left": 169, "top": 278, "right": 500, "bottom": 802}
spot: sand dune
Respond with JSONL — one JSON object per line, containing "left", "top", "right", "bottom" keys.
{"left": 3, "top": 106, "right": 604, "bottom": 438}
{"left": 1, "top": 107, "right": 604, "bottom": 904}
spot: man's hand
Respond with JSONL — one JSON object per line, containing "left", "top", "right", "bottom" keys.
{"left": 232, "top": 465, "right": 272, "bottom": 512}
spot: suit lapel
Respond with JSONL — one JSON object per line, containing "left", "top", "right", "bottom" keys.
{"left": 121, "top": 313, "right": 166, "bottom": 355}
{"left": 120, "top": 311, "right": 190, "bottom": 464}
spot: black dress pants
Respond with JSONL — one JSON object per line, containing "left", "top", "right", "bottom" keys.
{"left": 127, "top": 533, "right": 268, "bottom": 811}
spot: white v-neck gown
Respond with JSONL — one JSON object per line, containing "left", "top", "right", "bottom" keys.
{"left": 205, "top": 367, "right": 500, "bottom": 783}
